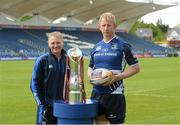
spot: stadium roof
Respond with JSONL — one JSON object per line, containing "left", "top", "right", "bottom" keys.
{"left": 0, "top": 0, "right": 178, "bottom": 27}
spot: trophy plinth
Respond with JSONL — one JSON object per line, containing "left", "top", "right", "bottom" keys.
{"left": 53, "top": 48, "right": 98, "bottom": 124}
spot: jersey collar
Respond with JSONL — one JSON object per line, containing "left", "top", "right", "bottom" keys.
{"left": 103, "top": 35, "right": 118, "bottom": 43}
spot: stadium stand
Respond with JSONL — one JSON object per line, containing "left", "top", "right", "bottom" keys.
{"left": 0, "top": 0, "right": 177, "bottom": 60}
{"left": 0, "top": 27, "right": 172, "bottom": 59}
{"left": 117, "top": 32, "right": 169, "bottom": 54}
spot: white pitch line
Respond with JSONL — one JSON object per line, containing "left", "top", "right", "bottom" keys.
{"left": 126, "top": 88, "right": 167, "bottom": 94}
{"left": 131, "top": 93, "right": 180, "bottom": 99}
{"left": 86, "top": 87, "right": 180, "bottom": 100}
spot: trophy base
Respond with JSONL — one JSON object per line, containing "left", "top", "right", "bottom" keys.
{"left": 69, "top": 91, "right": 81, "bottom": 104}
{"left": 54, "top": 99, "right": 98, "bottom": 124}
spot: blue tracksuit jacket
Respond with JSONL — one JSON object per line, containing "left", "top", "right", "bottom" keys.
{"left": 30, "top": 49, "right": 68, "bottom": 107}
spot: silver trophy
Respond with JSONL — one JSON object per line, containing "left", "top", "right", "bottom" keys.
{"left": 67, "top": 47, "right": 86, "bottom": 104}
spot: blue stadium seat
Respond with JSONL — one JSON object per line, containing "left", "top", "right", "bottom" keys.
{"left": 0, "top": 28, "right": 172, "bottom": 58}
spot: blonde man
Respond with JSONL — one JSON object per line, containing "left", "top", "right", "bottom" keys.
{"left": 31, "top": 31, "right": 69, "bottom": 124}
{"left": 88, "top": 12, "right": 140, "bottom": 124}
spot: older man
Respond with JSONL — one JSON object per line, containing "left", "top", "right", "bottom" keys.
{"left": 31, "top": 31, "right": 69, "bottom": 124}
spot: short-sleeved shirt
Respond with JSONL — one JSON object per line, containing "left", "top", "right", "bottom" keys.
{"left": 89, "top": 36, "right": 138, "bottom": 94}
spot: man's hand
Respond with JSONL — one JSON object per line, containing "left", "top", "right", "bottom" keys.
{"left": 106, "top": 63, "right": 140, "bottom": 85}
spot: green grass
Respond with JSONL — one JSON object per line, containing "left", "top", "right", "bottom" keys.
{"left": 0, "top": 57, "right": 180, "bottom": 124}
{"left": 125, "top": 57, "right": 180, "bottom": 123}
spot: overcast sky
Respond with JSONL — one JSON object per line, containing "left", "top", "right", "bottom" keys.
{"left": 141, "top": 0, "right": 180, "bottom": 28}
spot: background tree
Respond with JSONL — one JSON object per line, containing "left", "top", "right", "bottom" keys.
{"left": 129, "top": 19, "right": 169, "bottom": 41}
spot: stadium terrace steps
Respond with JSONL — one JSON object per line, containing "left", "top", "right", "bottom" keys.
{"left": 0, "top": 28, "right": 171, "bottom": 58}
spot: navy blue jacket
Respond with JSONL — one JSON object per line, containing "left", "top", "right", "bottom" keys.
{"left": 30, "top": 49, "right": 68, "bottom": 107}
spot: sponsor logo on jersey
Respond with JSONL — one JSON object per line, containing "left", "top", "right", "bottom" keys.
{"left": 94, "top": 52, "right": 117, "bottom": 57}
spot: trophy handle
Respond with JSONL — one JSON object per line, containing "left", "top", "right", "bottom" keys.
{"left": 63, "top": 56, "right": 70, "bottom": 102}
{"left": 80, "top": 57, "right": 86, "bottom": 103}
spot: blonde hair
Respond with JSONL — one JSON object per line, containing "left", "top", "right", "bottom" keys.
{"left": 46, "top": 31, "right": 63, "bottom": 41}
{"left": 99, "top": 12, "right": 116, "bottom": 25}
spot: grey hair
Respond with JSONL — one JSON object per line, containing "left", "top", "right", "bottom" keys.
{"left": 46, "top": 31, "right": 63, "bottom": 41}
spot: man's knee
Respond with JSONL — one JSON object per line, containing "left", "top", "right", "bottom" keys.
{"left": 95, "top": 115, "right": 109, "bottom": 124}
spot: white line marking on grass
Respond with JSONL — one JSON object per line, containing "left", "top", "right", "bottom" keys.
{"left": 126, "top": 88, "right": 167, "bottom": 94}
{"left": 131, "top": 93, "right": 180, "bottom": 99}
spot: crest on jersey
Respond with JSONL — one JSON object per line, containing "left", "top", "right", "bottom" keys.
{"left": 111, "top": 43, "right": 118, "bottom": 50}
{"left": 102, "top": 48, "right": 108, "bottom": 52}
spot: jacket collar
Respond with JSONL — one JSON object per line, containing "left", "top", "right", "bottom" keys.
{"left": 49, "top": 48, "right": 67, "bottom": 58}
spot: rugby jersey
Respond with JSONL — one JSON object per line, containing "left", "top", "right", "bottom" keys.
{"left": 89, "top": 36, "right": 138, "bottom": 94}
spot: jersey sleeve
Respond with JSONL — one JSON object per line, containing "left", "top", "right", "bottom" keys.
{"left": 123, "top": 43, "right": 138, "bottom": 65}
{"left": 30, "top": 57, "right": 47, "bottom": 107}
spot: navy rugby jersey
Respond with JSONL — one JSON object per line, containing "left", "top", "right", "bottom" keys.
{"left": 89, "top": 36, "right": 138, "bottom": 94}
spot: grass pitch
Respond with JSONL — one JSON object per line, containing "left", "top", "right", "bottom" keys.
{"left": 0, "top": 57, "right": 180, "bottom": 124}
